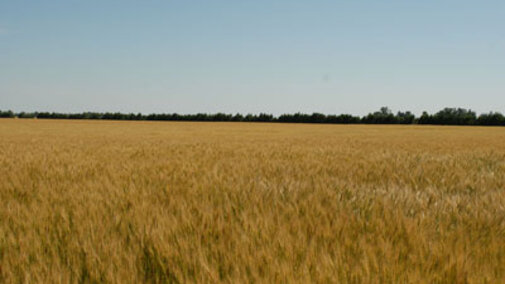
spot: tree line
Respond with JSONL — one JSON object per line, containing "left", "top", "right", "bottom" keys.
{"left": 1, "top": 107, "right": 505, "bottom": 126}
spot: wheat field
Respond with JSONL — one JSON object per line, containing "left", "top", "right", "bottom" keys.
{"left": 0, "top": 119, "right": 504, "bottom": 283}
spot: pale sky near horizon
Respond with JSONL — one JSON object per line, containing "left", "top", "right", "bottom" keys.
{"left": 1, "top": 1, "right": 504, "bottom": 115}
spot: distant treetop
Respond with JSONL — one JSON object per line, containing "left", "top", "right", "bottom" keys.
{"left": 1, "top": 108, "right": 504, "bottom": 126}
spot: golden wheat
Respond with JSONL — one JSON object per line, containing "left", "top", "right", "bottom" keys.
{"left": 0, "top": 119, "right": 504, "bottom": 283}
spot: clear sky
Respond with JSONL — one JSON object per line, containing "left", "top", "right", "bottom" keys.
{"left": 1, "top": 0, "right": 504, "bottom": 115}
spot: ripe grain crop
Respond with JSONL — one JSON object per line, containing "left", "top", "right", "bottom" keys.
{"left": 1, "top": 119, "right": 504, "bottom": 283}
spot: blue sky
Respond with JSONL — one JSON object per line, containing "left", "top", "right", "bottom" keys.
{"left": 1, "top": 0, "right": 504, "bottom": 115}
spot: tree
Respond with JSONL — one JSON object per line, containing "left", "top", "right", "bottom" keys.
{"left": 478, "top": 112, "right": 505, "bottom": 126}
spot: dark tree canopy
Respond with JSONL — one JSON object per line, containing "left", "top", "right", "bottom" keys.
{"left": 1, "top": 107, "right": 504, "bottom": 126}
